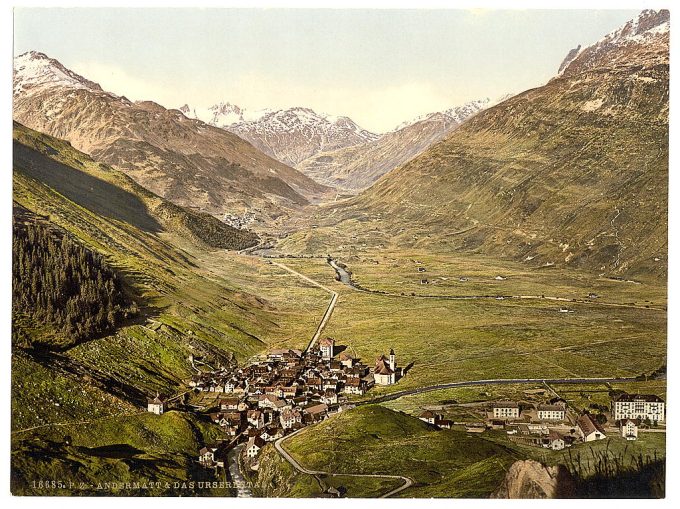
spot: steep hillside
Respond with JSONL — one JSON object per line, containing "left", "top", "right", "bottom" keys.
{"left": 13, "top": 122, "right": 258, "bottom": 250}
{"left": 13, "top": 52, "right": 329, "bottom": 225}
{"left": 304, "top": 10, "right": 668, "bottom": 280}
{"left": 297, "top": 99, "right": 491, "bottom": 191}
{"left": 11, "top": 411, "right": 226, "bottom": 496}
{"left": 11, "top": 123, "right": 332, "bottom": 494}
{"left": 12, "top": 122, "right": 328, "bottom": 418}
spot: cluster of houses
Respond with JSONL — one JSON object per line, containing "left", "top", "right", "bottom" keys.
{"left": 147, "top": 338, "right": 404, "bottom": 468}
{"left": 408, "top": 391, "right": 666, "bottom": 452}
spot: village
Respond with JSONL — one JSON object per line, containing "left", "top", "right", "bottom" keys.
{"left": 146, "top": 337, "right": 404, "bottom": 475}
{"left": 417, "top": 388, "right": 666, "bottom": 452}
{"left": 145, "top": 326, "right": 667, "bottom": 491}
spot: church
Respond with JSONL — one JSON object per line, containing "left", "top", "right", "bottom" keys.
{"left": 374, "top": 348, "right": 397, "bottom": 385}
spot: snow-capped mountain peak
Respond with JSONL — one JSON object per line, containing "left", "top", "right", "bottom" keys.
{"left": 391, "top": 97, "right": 494, "bottom": 132}
{"left": 558, "top": 9, "right": 669, "bottom": 77}
{"left": 179, "top": 102, "right": 379, "bottom": 167}
{"left": 13, "top": 51, "right": 103, "bottom": 95}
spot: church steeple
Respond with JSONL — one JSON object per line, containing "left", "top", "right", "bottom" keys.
{"left": 389, "top": 348, "right": 396, "bottom": 371}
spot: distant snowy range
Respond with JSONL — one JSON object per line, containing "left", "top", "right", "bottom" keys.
{"left": 179, "top": 96, "right": 512, "bottom": 190}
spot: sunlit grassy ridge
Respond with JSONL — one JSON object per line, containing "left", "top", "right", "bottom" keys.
{"left": 282, "top": 405, "right": 517, "bottom": 497}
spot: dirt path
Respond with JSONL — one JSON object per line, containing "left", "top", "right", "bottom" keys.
{"left": 270, "top": 261, "right": 339, "bottom": 352}
{"left": 11, "top": 410, "right": 147, "bottom": 435}
{"left": 275, "top": 428, "right": 413, "bottom": 498}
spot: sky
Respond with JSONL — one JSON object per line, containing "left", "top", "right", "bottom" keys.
{"left": 13, "top": 8, "right": 640, "bottom": 132}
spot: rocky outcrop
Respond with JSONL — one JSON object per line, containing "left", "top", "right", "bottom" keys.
{"left": 491, "top": 460, "right": 576, "bottom": 499}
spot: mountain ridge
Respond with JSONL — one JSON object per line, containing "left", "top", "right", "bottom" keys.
{"left": 13, "top": 51, "right": 330, "bottom": 226}
{"left": 296, "top": 97, "right": 496, "bottom": 191}
{"left": 296, "top": 9, "right": 669, "bottom": 280}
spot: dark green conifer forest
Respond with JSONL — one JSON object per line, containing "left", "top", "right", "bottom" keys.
{"left": 12, "top": 205, "right": 137, "bottom": 348}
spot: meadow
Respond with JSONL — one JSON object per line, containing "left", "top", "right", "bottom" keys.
{"left": 272, "top": 252, "right": 666, "bottom": 398}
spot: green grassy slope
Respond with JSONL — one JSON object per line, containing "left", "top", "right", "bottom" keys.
{"left": 11, "top": 124, "right": 331, "bottom": 494}
{"left": 285, "top": 23, "right": 668, "bottom": 282}
{"left": 280, "top": 405, "right": 518, "bottom": 497}
{"left": 11, "top": 410, "right": 227, "bottom": 496}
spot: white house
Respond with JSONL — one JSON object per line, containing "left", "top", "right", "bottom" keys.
{"left": 147, "top": 393, "right": 167, "bottom": 415}
{"left": 246, "top": 436, "right": 266, "bottom": 458}
{"left": 492, "top": 402, "right": 520, "bottom": 419}
{"left": 280, "top": 408, "right": 303, "bottom": 429}
{"left": 419, "top": 411, "right": 436, "bottom": 424}
{"left": 612, "top": 393, "right": 665, "bottom": 423}
{"left": 321, "top": 389, "right": 338, "bottom": 405}
{"left": 247, "top": 410, "right": 265, "bottom": 429}
{"left": 537, "top": 404, "right": 566, "bottom": 421}
{"left": 198, "top": 446, "right": 215, "bottom": 466}
{"left": 546, "top": 431, "right": 565, "bottom": 450}
{"left": 620, "top": 419, "right": 639, "bottom": 440}
{"left": 577, "top": 414, "right": 607, "bottom": 442}
{"left": 344, "top": 377, "right": 365, "bottom": 395}
{"left": 198, "top": 445, "right": 224, "bottom": 467}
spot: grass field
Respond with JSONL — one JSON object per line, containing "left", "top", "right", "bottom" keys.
{"left": 253, "top": 444, "right": 403, "bottom": 498}
{"left": 269, "top": 253, "right": 665, "bottom": 398}
{"left": 282, "top": 405, "right": 519, "bottom": 497}
{"left": 379, "top": 383, "right": 552, "bottom": 415}
{"left": 547, "top": 381, "right": 667, "bottom": 412}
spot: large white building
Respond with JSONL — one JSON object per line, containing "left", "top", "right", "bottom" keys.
{"left": 492, "top": 402, "right": 520, "bottom": 419}
{"left": 612, "top": 393, "right": 665, "bottom": 423}
{"left": 537, "top": 404, "right": 566, "bottom": 421}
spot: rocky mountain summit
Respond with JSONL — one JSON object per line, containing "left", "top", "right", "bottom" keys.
{"left": 558, "top": 9, "right": 669, "bottom": 77}
{"left": 13, "top": 52, "right": 329, "bottom": 225}
{"left": 180, "top": 103, "right": 379, "bottom": 168}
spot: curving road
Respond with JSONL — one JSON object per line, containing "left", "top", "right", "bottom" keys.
{"left": 275, "top": 427, "right": 414, "bottom": 498}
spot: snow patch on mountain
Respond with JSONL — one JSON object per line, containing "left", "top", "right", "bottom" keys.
{"left": 13, "top": 51, "right": 103, "bottom": 95}
{"left": 558, "top": 9, "right": 669, "bottom": 76}
{"left": 390, "top": 97, "right": 500, "bottom": 132}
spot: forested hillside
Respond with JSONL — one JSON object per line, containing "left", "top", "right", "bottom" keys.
{"left": 13, "top": 205, "right": 138, "bottom": 349}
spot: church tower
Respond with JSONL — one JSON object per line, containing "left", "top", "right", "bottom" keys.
{"left": 389, "top": 348, "right": 396, "bottom": 372}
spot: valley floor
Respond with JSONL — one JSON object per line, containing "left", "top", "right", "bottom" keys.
{"left": 12, "top": 227, "right": 667, "bottom": 497}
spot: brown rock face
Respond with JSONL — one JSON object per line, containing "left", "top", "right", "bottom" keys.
{"left": 13, "top": 52, "right": 331, "bottom": 226}
{"left": 491, "top": 460, "right": 576, "bottom": 499}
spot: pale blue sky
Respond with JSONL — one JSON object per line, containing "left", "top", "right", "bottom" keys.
{"left": 14, "top": 8, "right": 639, "bottom": 132}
